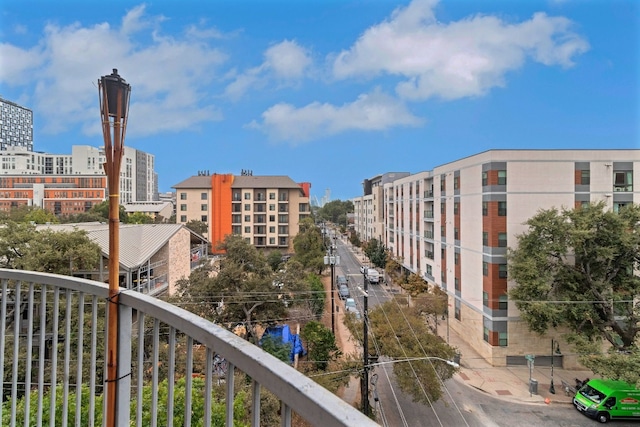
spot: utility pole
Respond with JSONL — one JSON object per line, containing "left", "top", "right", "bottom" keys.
{"left": 361, "top": 269, "right": 370, "bottom": 416}
{"left": 324, "top": 231, "right": 339, "bottom": 335}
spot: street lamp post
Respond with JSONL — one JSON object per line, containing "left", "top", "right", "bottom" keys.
{"left": 324, "top": 242, "right": 339, "bottom": 335}
{"left": 99, "top": 68, "right": 131, "bottom": 427}
{"left": 549, "top": 339, "right": 561, "bottom": 394}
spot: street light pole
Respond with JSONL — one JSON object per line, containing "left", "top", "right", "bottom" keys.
{"left": 324, "top": 233, "right": 339, "bottom": 335}
{"left": 549, "top": 339, "right": 561, "bottom": 394}
{"left": 99, "top": 68, "right": 131, "bottom": 427}
{"left": 361, "top": 269, "right": 370, "bottom": 416}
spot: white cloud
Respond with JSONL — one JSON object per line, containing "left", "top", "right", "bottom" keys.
{"left": 224, "top": 39, "right": 311, "bottom": 100}
{"left": 0, "top": 6, "right": 227, "bottom": 137}
{"left": 250, "top": 88, "right": 423, "bottom": 143}
{"left": 332, "top": 0, "right": 589, "bottom": 100}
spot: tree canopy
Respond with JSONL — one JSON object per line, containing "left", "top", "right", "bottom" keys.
{"left": 363, "top": 238, "right": 387, "bottom": 269}
{"left": 316, "top": 200, "right": 353, "bottom": 224}
{"left": 345, "top": 297, "right": 457, "bottom": 404}
{"left": 509, "top": 202, "right": 640, "bottom": 385}
{"left": 0, "top": 221, "right": 101, "bottom": 274}
{"left": 292, "top": 217, "right": 325, "bottom": 274}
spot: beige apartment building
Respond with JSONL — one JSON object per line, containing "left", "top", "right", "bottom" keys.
{"left": 351, "top": 172, "right": 409, "bottom": 243}
{"left": 173, "top": 173, "right": 311, "bottom": 252}
{"left": 360, "top": 149, "right": 639, "bottom": 368}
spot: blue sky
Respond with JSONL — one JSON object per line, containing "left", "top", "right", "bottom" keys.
{"left": 1, "top": 0, "right": 638, "bottom": 202}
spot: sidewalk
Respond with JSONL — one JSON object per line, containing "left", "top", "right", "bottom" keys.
{"left": 444, "top": 323, "right": 591, "bottom": 406}
{"left": 345, "top": 238, "right": 592, "bottom": 407}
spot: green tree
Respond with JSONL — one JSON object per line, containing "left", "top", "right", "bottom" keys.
{"left": 349, "top": 232, "right": 361, "bottom": 248}
{"left": 317, "top": 200, "right": 353, "bottom": 223}
{"left": 300, "top": 321, "right": 340, "bottom": 370}
{"left": 260, "top": 334, "right": 292, "bottom": 363}
{"left": 292, "top": 217, "right": 325, "bottom": 274}
{"left": 363, "top": 238, "right": 387, "bottom": 269}
{"left": 127, "top": 212, "right": 154, "bottom": 224}
{"left": 87, "top": 200, "right": 129, "bottom": 223}
{"left": 509, "top": 202, "right": 640, "bottom": 386}
{"left": 178, "top": 234, "right": 288, "bottom": 342}
{"left": 185, "top": 219, "right": 208, "bottom": 236}
{"left": 266, "top": 250, "right": 283, "bottom": 271}
{"left": 0, "top": 221, "right": 101, "bottom": 274}
{"left": 0, "top": 205, "right": 59, "bottom": 224}
{"left": 350, "top": 301, "right": 457, "bottom": 404}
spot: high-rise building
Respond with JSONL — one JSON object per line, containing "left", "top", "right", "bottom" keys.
{"left": 173, "top": 173, "right": 312, "bottom": 252}
{"left": 356, "top": 149, "right": 639, "bottom": 368}
{"left": 0, "top": 97, "right": 33, "bottom": 152}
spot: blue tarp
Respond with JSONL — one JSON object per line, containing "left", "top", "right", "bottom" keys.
{"left": 260, "top": 324, "right": 306, "bottom": 363}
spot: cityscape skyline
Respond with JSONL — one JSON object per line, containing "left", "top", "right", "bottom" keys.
{"left": 0, "top": 0, "right": 637, "bottom": 201}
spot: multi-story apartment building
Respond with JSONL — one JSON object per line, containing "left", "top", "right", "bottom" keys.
{"left": 0, "top": 145, "right": 158, "bottom": 211}
{"left": 0, "top": 97, "right": 33, "bottom": 152}
{"left": 0, "top": 174, "right": 107, "bottom": 215}
{"left": 377, "top": 149, "right": 639, "bottom": 368}
{"left": 351, "top": 172, "right": 409, "bottom": 243}
{"left": 173, "top": 173, "right": 312, "bottom": 252}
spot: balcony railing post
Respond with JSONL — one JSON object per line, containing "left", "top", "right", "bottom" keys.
{"left": 116, "top": 303, "right": 132, "bottom": 426}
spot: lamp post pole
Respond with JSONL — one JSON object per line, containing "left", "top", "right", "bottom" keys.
{"left": 361, "top": 269, "right": 370, "bottom": 416}
{"left": 99, "top": 69, "right": 131, "bottom": 427}
{"left": 550, "top": 339, "right": 560, "bottom": 394}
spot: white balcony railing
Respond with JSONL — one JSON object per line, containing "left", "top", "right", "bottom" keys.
{"left": 0, "top": 269, "right": 378, "bottom": 427}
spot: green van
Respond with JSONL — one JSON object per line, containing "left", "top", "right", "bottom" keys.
{"left": 573, "top": 378, "right": 640, "bottom": 423}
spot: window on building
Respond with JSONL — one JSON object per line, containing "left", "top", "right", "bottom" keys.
{"left": 482, "top": 232, "right": 488, "bottom": 246}
{"left": 269, "top": 237, "right": 275, "bottom": 244}
{"left": 180, "top": 215, "right": 187, "bottom": 222}
{"left": 453, "top": 176, "right": 459, "bottom": 190}
{"left": 482, "top": 202, "right": 488, "bottom": 216}
{"left": 454, "top": 227, "right": 459, "bottom": 240}
{"left": 483, "top": 327, "right": 489, "bottom": 343}
{"left": 244, "top": 204, "right": 250, "bottom": 211}
{"left": 244, "top": 215, "right": 250, "bottom": 222}
{"left": 232, "top": 214, "right": 241, "bottom": 223}
{"left": 499, "top": 332, "right": 508, "bottom": 347}
{"left": 244, "top": 226, "right": 250, "bottom": 233}
{"left": 454, "top": 202, "right": 459, "bottom": 215}
{"left": 269, "top": 215, "right": 275, "bottom": 222}
{"left": 201, "top": 192, "right": 207, "bottom": 200}
{"left": 440, "top": 225, "right": 445, "bottom": 237}
{"left": 498, "top": 232, "right": 507, "bottom": 247}
{"left": 269, "top": 226, "right": 275, "bottom": 233}
{"left": 481, "top": 172, "right": 488, "bottom": 186}
{"left": 498, "top": 201, "right": 507, "bottom": 216}
{"left": 269, "top": 204, "right": 275, "bottom": 211}
{"left": 180, "top": 192, "right": 187, "bottom": 200}
{"left": 499, "top": 295, "right": 508, "bottom": 310}
{"left": 426, "top": 264, "right": 432, "bottom": 276}
{"left": 499, "top": 264, "right": 508, "bottom": 279}
{"left": 269, "top": 192, "right": 276, "bottom": 200}
{"left": 613, "top": 202, "right": 628, "bottom": 213}
{"left": 483, "top": 291, "right": 489, "bottom": 307}
{"left": 581, "top": 170, "right": 590, "bottom": 185}
{"left": 614, "top": 171, "right": 633, "bottom": 192}
{"left": 180, "top": 204, "right": 187, "bottom": 211}
{"left": 454, "top": 277, "right": 460, "bottom": 291}
{"left": 454, "top": 299, "right": 461, "bottom": 320}
{"left": 483, "top": 262, "right": 488, "bottom": 276}
{"left": 201, "top": 215, "right": 207, "bottom": 222}
{"left": 497, "top": 170, "right": 507, "bottom": 185}
{"left": 244, "top": 192, "right": 251, "bottom": 200}
{"left": 454, "top": 252, "right": 459, "bottom": 265}
{"left": 201, "top": 204, "right": 207, "bottom": 211}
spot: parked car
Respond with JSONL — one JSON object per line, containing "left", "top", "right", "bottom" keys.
{"left": 360, "top": 265, "right": 367, "bottom": 274}
{"left": 344, "top": 298, "right": 361, "bottom": 319}
{"left": 338, "top": 284, "right": 350, "bottom": 299}
{"left": 336, "top": 275, "right": 348, "bottom": 288}
{"left": 366, "top": 268, "right": 380, "bottom": 284}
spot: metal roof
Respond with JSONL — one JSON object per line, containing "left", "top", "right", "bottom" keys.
{"left": 231, "top": 175, "right": 302, "bottom": 189}
{"left": 36, "top": 223, "right": 202, "bottom": 270}
{"left": 172, "top": 175, "right": 211, "bottom": 189}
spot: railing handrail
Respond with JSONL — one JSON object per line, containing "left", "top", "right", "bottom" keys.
{"left": 0, "top": 268, "right": 378, "bottom": 427}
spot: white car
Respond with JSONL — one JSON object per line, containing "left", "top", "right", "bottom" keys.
{"left": 345, "top": 298, "right": 361, "bottom": 319}
{"left": 360, "top": 265, "right": 367, "bottom": 274}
